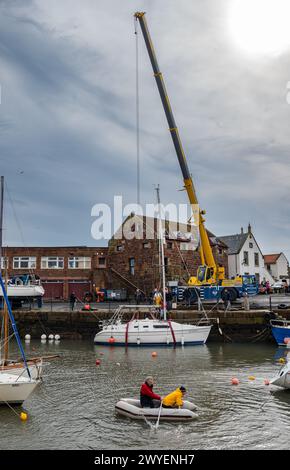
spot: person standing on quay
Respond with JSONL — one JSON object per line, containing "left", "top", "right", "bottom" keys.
{"left": 70, "top": 292, "right": 77, "bottom": 311}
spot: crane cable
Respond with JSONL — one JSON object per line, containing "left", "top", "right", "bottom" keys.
{"left": 134, "top": 17, "right": 140, "bottom": 206}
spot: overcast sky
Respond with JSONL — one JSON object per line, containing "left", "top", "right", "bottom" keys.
{"left": 1, "top": 0, "right": 290, "bottom": 258}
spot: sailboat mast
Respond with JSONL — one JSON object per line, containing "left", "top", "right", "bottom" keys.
{"left": 0, "top": 176, "right": 3, "bottom": 264}
{"left": 3, "top": 249, "right": 9, "bottom": 364}
{"left": 0, "top": 177, "right": 9, "bottom": 365}
{"left": 155, "top": 185, "right": 167, "bottom": 321}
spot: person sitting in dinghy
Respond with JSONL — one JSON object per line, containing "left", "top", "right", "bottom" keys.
{"left": 140, "top": 376, "right": 161, "bottom": 408}
{"left": 162, "top": 386, "right": 186, "bottom": 408}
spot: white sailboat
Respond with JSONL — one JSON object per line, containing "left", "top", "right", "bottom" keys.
{"left": 94, "top": 305, "right": 211, "bottom": 346}
{"left": 0, "top": 176, "right": 40, "bottom": 403}
{"left": 94, "top": 186, "right": 212, "bottom": 347}
{"left": 270, "top": 361, "right": 290, "bottom": 389}
{"left": 0, "top": 277, "right": 45, "bottom": 299}
{"left": 0, "top": 373, "right": 39, "bottom": 404}
{"left": 0, "top": 271, "right": 40, "bottom": 404}
{"left": 0, "top": 358, "right": 43, "bottom": 380}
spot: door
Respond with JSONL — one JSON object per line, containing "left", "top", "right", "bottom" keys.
{"left": 68, "top": 281, "right": 91, "bottom": 301}
{"left": 42, "top": 281, "right": 64, "bottom": 299}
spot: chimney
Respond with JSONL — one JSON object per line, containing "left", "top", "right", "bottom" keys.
{"left": 248, "top": 223, "right": 252, "bottom": 234}
{"left": 241, "top": 227, "right": 244, "bottom": 234}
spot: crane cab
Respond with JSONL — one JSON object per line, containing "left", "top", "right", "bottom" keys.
{"left": 188, "top": 265, "right": 214, "bottom": 286}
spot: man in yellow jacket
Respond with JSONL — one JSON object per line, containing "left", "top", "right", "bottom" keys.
{"left": 162, "top": 386, "right": 186, "bottom": 408}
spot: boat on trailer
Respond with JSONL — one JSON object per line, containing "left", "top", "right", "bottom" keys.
{"left": 115, "top": 398, "right": 198, "bottom": 421}
{"left": 94, "top": 305, "right": 211, "bottom": 346}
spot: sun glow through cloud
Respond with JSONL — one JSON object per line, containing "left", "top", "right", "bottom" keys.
{"left": 229, "top": 0, "right": 290, "bottom": 56}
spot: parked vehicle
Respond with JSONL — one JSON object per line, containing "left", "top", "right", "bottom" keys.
{"left": 180, "top": 274, "right": 258, "bottom": 305}
{"left": 271, "top": 281, "right": 288, "bottom": 293}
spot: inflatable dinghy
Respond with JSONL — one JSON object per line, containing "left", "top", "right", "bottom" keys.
{"left": 115, "top": 398, "right": 198, "bottom": 421}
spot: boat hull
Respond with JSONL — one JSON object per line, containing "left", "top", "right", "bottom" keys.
{"left": 115, "top": 398, "right": 198, "bottom": 421}
{"left": 94, "top": 320, "right": 211, "bottom": 346}
{"left": 0, "top": 285, "right": 45, "bottom": 298}
{"left": 0, "top": 374, "right": 40, "bottom": 404}
{"left": 0, "top": 359, "right": 43, "bottom": 380}
{"left": 271, "top": 325, "right": 290, "bottom": 346}
{"left": 270, "top": 363, "right": 290, "bottom": 389}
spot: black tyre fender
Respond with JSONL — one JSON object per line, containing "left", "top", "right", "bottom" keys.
{"left": 183, "top": 288, "right": 199, "bottom": 304}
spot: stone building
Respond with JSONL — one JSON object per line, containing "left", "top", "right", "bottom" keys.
{"left": 2, "top": 215, "right": 228, "bottom": 300}
{"left": 106, "top": 214, "right": 228, "bottom": 296}
{"left": 1, "top": 246, "right": 108, "bottom": 300}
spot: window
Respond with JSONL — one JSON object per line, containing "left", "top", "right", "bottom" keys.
{"left": 167, "top": 242, "right": 173, "bottom": 249}
{"left": 129, "top": 258, "right": 135, "bottom": 275}
{"left": 243, "top": 251, "right": 249, "bottom": 266}
{"left": 218, "top": 248, "right": 223, "bottom": 255}
{"left": 98, "top": 257, "right": 106, "bottom": 267}
{"left": 180, "top": 242, "right": 189, "bottom": 251}
{"left": 164, "top": 257, "right": 169, "bottom": 274}
{"left": 180, "top": 242, "right": 195, "bottom": 251}
{"left": 254, "top": 253, "right": 259, "bottom": 267}
{"left": 0, "top": 257, "right": 8, "bottom": 269}
{"left": 41, "top": 257, "right": 64, "bottom": 269}
{"left": 249, "top": 242, "right": 253, "bottom": 248}
{"left": 68, "top": 257, "right": 91, "bottom": 269}
{"left": 116, "top": 245, "right": 124, "bottom": 252}
{"left": 13, "top": 257, "right": 36, "bottom": 269}
{"left": 143, "top": 242, "right": 151, "bottom": 249}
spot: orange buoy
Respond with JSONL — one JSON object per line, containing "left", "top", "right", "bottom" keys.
{"left": 264, "top": 379, "right": 270, "bottom": 385}
{"left": 108, "top": 337, "right": 115, "bottom": 344}
{"left": 248, "top": 375, "right": 255, "bottom": 380}
{"left": 84, "top": 304, "right": 91, "bottom": 311}
{"left": 95, "top": 359, "right": 101, "bottom": 366}
{"left": 151, "top": 351, "right": 158, "bottom": 358}
{"left": 231, "top": 377, "right": 239, "bottom": 385}
{"left": 284, "top": 337, "right": 290, "bottom": 344}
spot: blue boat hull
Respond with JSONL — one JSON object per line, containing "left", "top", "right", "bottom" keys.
{"left": 271, "top": 325, "right": 290, "bottom": 346}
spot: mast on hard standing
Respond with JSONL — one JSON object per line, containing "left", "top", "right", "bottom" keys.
{"left": 155, "top": 185, "right": 167, "bottom": 321}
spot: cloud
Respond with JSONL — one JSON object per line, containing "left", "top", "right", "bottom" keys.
{"left": 0, "top": 0, "right": 289, "bottom": 259}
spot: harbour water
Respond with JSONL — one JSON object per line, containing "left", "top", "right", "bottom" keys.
{"left": 0, "top": 340, "right": 289, "bottom": 450}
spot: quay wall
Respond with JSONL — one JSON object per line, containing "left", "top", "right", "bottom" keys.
{"left": 11, "top": 308, "right": 290, "bottom": 343}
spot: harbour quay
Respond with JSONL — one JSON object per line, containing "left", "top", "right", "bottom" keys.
{"left": 13, "top": 305, "right": 290, "bottom": 343}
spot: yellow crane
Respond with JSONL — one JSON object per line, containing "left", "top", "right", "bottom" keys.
{"left": 134, "top": 12, "right": 225, "bottom": 287}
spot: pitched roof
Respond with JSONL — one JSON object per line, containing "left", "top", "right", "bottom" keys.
{"left": 218, "top": 233, "right": 248, "bottom": 255}
{"left": 112, "top": 214, "right": 226, "bottom": 248}
{"left": 264, "top": 254, "right": 281, "bottom": 264}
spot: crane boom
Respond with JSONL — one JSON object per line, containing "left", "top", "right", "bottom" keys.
{"left": 134, "top": 12, "right": 221, "bottom": 285}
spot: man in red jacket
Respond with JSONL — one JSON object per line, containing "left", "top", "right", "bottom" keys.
{"left": 140, "top": 376, "right": 161, "bottom": 408}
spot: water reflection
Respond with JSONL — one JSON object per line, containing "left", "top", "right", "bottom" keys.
{"left": 0, "top": 341, "right": 289, "bottom": 450}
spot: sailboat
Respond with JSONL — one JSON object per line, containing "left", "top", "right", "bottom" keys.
{"left": 0, "top": 177, "right": 47, "bottom": 380}
{"left": 0, "top": 270, "right": 40, "bottom": 404}
{"left": 270, "top": 360, "right": 290, "bottom": 389}
{"left": 94, "top": 186, "right": 212, "bottom": 346}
